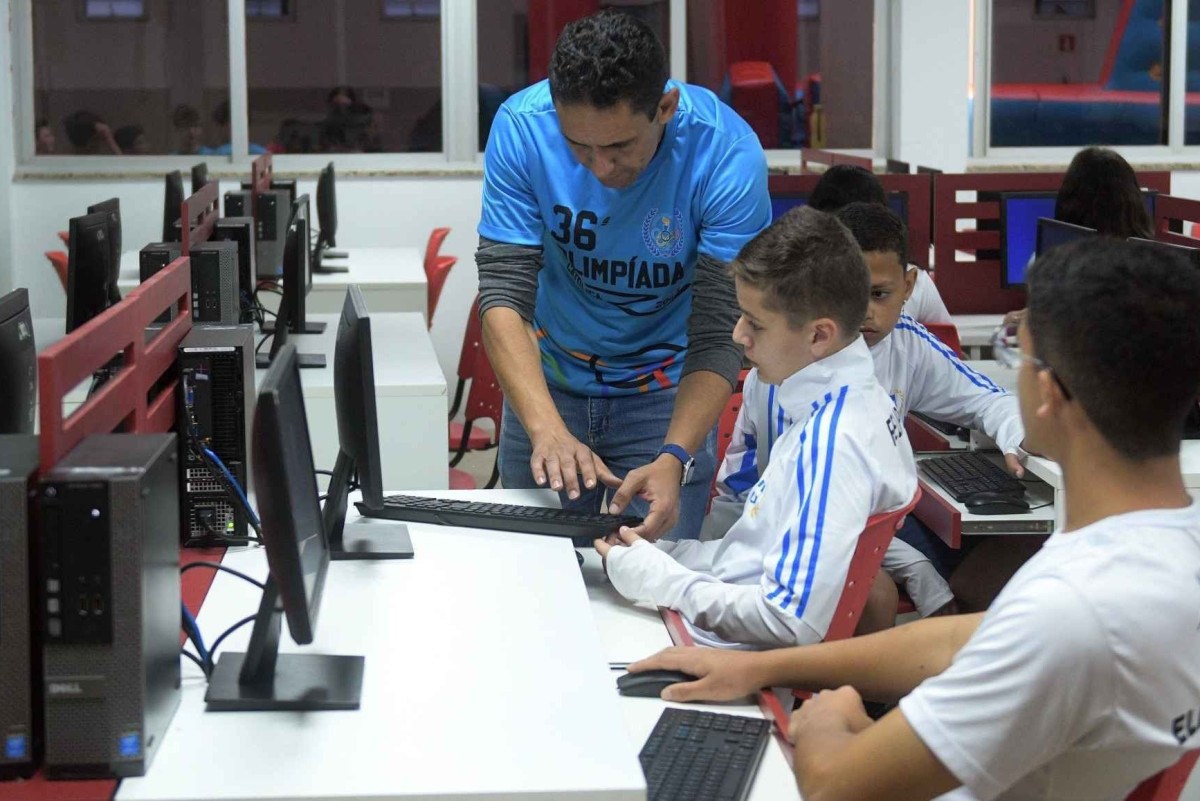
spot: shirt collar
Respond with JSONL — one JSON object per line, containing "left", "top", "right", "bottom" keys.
{"left": 774, "top": 336, "right": 876, "bottom": 418}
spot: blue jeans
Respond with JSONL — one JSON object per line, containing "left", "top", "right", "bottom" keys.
{"left": 499, "top": 384, "right": 717, "bottom": 541}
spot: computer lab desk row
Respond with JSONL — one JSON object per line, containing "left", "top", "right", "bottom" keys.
{"left": 117, "top": 246, "right": 428, "bottom": 321}
{"left": 34, "top": 310, "right": 449, "bottom": 491}
{"left": 111, "top": 488, "right": 801, "bottom": 801}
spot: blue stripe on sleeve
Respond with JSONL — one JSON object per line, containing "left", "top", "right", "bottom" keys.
{"left": 766, "top": 427, "right": 809, "bottom": 603}
{"left": 724, "top": 433, "right": 759, "bottom": 495}
{"left": 794, "top": 385, "right": 849, "bottom": 619}
{"left": 777, "top": 401, "right": 829, "bottom": 611}
{"left": 894, "top": 320, "right": 1004, "bottom": 393}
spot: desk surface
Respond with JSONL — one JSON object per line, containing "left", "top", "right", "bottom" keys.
{"left": 951, "top": 314, "right": 1004, "bottom": 348}
{"left": 310, "top": 247, "right": 424, "bottom": 290}
{"left": 1026, "top": 440, "right": 1200, "bottom": 489}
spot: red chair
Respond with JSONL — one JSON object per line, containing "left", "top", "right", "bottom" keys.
{"left": 449, "top": 296, "right": 494, "bottom": 455}
{"left": 45, "top": 251, "right": 68, "bottom": 290}
{"left": 424, "top": 227, "right": 457, "bottom": 328}
{"left": 57, "top": 230, "right": 69, "bottom": 246}
{"left": 450, "top": 335, "right": 504, "bottom": 489}
{"left": 728, "top": 61, "right": 783, "bottom": 149}
{"left": 923, "top": 322, "right": 964, "bottom": 358}
{"left": 1127, "top": 752, "right": 1199, "bottom": 801}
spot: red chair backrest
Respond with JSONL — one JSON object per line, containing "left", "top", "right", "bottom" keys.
{"left": 1126, "top": 752, "right": 1199, "bottom": 801}
{"left": 45, "top": 251, "right": 68, "bottom": 290}
{"left": 463, "top": 337, "right": 503, "bottom": 439}
{"left": 424, "top": 227, "right": 450, "bottom": 274}
{"left": 923, "top": 322, "right": 964, "bottom": 358}
{"left": 715, "top": 389, "right": 744, "bottom": 466}
{"left": 824, "top": 490, "right": 922, "bottom": 642}
{"left": 458, "top": 295, "right": 484, "bottom": 382}
{"left": 728, "top": 61, "right": 780, "bottom": 149}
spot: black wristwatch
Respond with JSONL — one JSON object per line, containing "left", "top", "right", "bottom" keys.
{"left": 656, "top": 444, "right": 695, "bottom": 486}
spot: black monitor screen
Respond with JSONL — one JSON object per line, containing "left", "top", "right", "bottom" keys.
{"left": 0, "top": 288, "right": 36, "bottom": 435}
{"left": 191, "top": 162, "right": 209, "bottom": 195}
{"left": 86, "top": 198, "right": 121, "bottom": 304}
{"left": 317, "top": 162, "right": 337, "bottom": 249}
{"left": 67, "top": 211, "right": 114, "bottom": 333}
{"left": 334, "top": 285, "right": 383, "bottom": 509}
{"left": 1030, "top": 218, "right": 1098, "bottom": 285}
{"left": 252, "top": 343, "right": 328, "bottom": 645}
{"left": 769, "top": 191, "right": 909, "bottom": 226}
{"left": 1143, "top": 189, "right": 1158, "bottom": 222}
{"left": 1128, "top": 236, "right": 1200, "bottom": 270}
{"left": 163, "top": 171, "right": 184, "bottom": 242}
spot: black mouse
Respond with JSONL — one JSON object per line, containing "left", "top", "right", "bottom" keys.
{"left": 616, "top": 669, "right": 699, "bottom": 698}
{"left": 964, "top": 491, "right": 1030, "bottom": 515}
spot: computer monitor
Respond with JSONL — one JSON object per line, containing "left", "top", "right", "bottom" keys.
{"left": 86, "top": 198, "right": 122, "bottom": 306}
{"left": 0, "top": 288, "right": 36, "bottom": 435}
{"left": 163, "top": 170, "right": 184, "bottom": 242}
{"left": 191, "top": 162, "right": 209, "bottom": 195}
{"left": 886, "top": 159, "right": 911, "bottom": 174}
{"left": 242, "top": 179, "right": 296, "bottom": 209}
{"left": 204, "top": 343, "right": 363, "bottom": 712}
{"left": 1127, "top": 236, "right": 1200, "bottom": 270}
{"left": 1030, "top": 218, "right": 1098, "bottom": 283}
{"left": 322, "top": 286, "right": 413, "bottom": 561}
{"left": 66, "top": 211, "right": 115, "bottom": 333}
{"left": 277, "top": 195, "right": 325, "bottom": 335}
{"left": 887, "top": 192, "right": 909, "bottom": 227}
{"left": 998, "top": 192, "right": 1057, "bottom": 289}
{"left": 1143, "top": 189, "right": 1158, "bottom": 221}
{"left": 768, "top": 190, "right": 909, "bottom": 226}
{"left": 312, "top": 162, "right": 347, "bottom": 275}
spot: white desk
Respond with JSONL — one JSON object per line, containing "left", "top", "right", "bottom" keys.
{"left": 117, "top": 246, "right": 427, "bottom": 320}
{"left": 951, "top": 314, "right": 1004, "bottom": 358}
{"left": 289, "top": 312, "right": 447, "bottom": 490}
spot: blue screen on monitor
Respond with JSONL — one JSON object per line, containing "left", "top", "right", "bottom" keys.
{"left": 1000, "top": 194, "right": 1057, "bottom": 287}
{"left": 769, "top": 191, "right": 910, "bottom": 225}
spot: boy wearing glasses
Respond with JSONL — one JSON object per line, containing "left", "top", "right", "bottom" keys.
{"left": 596, "top": 207, "right": 917, "bottom": 649}
{"left": 627, "top": 238, "right": 1200, "bottom": 800}
{"left": 709, "top": 203, "right": 1028, "bottom": 614}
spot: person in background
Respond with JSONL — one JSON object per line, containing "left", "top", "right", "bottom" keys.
{"left": 200, "top": 100, "right": 267, "bottom": 156}
{"left": 35, "top": 118, "right": 56, "bottom": 154}
{"left": 114, "top": 124, "right": 149, "bottom": 155}
{"left": 171, "top": 104, "right": 204, "bottom": 155}
{"left": 62, "top": 110, "right": 121, "bottom": 155}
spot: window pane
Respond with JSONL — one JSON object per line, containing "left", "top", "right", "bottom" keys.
{"left": 1187, "top": 3, "right": 1200, "bottom": 145}
{"left": 990, "top": 0, "right": 1165, "bottom": 147}
{"left": 246, "top": 0, "right": 289, "bottom": 18}
{"left": 84, "top": 0, "right": 145, "bottom": 19}
{"left": 686, "top": 0, "right": 873, "bottom": 150}
{"left": 477, "top": 1, "right": 671, "bottom": 149}
{"left": 33, "top": 0, "right": 228, "bottom": 155}
{"left": 382, "top": 0, "right": 439, "bottom": 18}
{"left": 247, "top": 1, "right": 441, "bottom": 153}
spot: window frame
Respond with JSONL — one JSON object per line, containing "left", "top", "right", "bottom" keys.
{"left": 972, "top": 0, "right": 1192, "bottom": 165}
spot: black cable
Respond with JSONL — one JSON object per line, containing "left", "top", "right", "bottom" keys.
{"left": 208, "top": 615, "right": 258, "bottom": 661}
{"left": 181, "top": 648, "right": 210, "bottom": 678}
{"left": 188, "top": 445, "right": 262, "bottom": 539}
{"left": 180, "top": 561, "right": 265, "bottom": 590}
{"left": 256, "top": 331, "right": 275, "bottom": 355}
{"left": 315, "top": 469, "right": 334, "bottom": 477}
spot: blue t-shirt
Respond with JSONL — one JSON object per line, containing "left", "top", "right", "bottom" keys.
{"left": 479, "top": 80, "right": 769, "bottom": 397}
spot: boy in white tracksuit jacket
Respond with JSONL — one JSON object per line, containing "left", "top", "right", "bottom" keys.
{"left": 708, "top": 203, "right": 1026, "bottom": 615}
{"left": 596, "top": 207, "right": 918, "bottom": 649}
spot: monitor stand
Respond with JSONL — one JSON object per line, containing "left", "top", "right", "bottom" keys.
{"left": 204, "top": 576, "right": 364, "bottom": 712}
{"left": 323, "top": 450, "right": 414, "bottom": 561}
{"left": 256, "top": 352, "right": 325, "bottom": 369}
{"left": 312, "top": 245, "right": 349, "bottom": 274}
{"left": 261, "top": 319, "right": 327, "bottom": 335}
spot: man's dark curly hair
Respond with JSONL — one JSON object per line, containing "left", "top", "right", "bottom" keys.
{"left": 548, "top": 9, "right": 668, "bottom": 119}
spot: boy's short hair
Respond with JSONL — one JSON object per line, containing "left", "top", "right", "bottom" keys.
{"left": 549, "top": 9, "right": 668, "bottom": 120}
{"left": 63, "top": 110, "right": 102, "bottom": 149}
{"left": 809, "top": 165, "right": 887, "bottom": 212}
{"left": 834, "top": 202, "right": 908, "bottom": 268}
{"left": 732, "top": 206, "right": 869, "bottom": 336}
{"left": 1027, "top": 239, "right": 1200, "bottom": 459}
{"left": 172, "top": 104, "right": 200, "bottom": 129}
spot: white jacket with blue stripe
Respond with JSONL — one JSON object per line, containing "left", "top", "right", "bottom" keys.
{"left": 604, "top": 337, "right": 917, "bottom": 649}
{"left": 709, "top": 313, "right": 1024, "bottom": 538}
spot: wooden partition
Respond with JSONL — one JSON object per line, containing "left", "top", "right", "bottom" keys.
{"left": 38, "top": 257, "right": 192, "bottom": 470}
{"left": 181, "top": 180, "right": 220, "bottom": 250}
{"left": 930, "top": 170, "right": 1172, "bottom": 314}
{"left": 1154, "top": 195, "right": 1200, "bottom": 248}
{"left": 767, "top": 173, "right": 933, "bottom": 268}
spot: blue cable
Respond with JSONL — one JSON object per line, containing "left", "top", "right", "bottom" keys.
{"left": 202, "top": 446, "right": 261, "bottom": 528}
{"left": 180, "top": 603, "right": 209, "bottom": 666}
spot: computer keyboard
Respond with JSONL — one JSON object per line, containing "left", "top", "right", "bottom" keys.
{"left": 919, "top": 452, "right": 1026, "bottom": 502}
{"left": 354, "top": 495, "right": 643, "bottom": 546}
{"left": 639, "top": 708, "right": 770, "bottom": 801}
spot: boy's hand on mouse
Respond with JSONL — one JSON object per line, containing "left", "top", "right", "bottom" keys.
{"left": 627, "top": 646, "right": 768, "bottom": 703}
{"left": 1003, "top": 452, "right": 1025, "bottom": 478}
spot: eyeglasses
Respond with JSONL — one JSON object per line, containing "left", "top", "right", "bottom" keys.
{"left": 991, "top": 323, "right": 1072, "bottom": 400}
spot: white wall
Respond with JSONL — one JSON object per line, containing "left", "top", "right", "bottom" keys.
{"left": 9, "top": 173, "right": 484, "bottom": 390}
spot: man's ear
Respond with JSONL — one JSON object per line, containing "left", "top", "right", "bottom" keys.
{"left": 657, "top": 87, "right": 681, "bottom": 125}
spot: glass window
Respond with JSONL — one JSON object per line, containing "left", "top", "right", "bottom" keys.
{"left": 990, "top": 0, "right": 1165, "bottom": 147}
{"left": 32, "top": 0, "right": 229, "bottom": 155}
{"left": 382, "top": 0, "right": 439, "bottom": 18}
{"left": 83, "top": 0, "right": 146, "bottom": 19}
{"left": 246, "top": 0, "right": 291, "bottom": 19}
{"left": 477, "top": 1, "right": 671, "bottom": 149}
{"left": 687, "top": 0, "right": 873, "bottom": 150}
{"left": 247, "top": 2, "right": 442, "bottom": 153}
{"left": 1187, "top": 3, "right": 1200, "bottom": 145}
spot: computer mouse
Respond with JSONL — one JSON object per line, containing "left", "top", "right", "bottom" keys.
{"left": 964, "top": 491, "right": 1031, "bottom": 515}
{"left": 616, "top": 669, "right": 699, "bottom": 698}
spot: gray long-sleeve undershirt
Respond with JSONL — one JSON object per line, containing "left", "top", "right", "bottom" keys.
{"left": 475, "top": 236, "right": 742, "bottom": 388}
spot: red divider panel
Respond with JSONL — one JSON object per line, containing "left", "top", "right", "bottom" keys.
{"left": 801, "top": 148, "right": 872, "bottom": 173}
{"left": 37, "top": 257, "right": 192, "bottom": 471}
{"left": 1154, "top": 195, "right": 1200, "bottom": 248}
{"left": 930, "top": 170, "right": 1171, "bottom": 314}
{"left": 181, "top": 181, "right": 220, "bottom": 251}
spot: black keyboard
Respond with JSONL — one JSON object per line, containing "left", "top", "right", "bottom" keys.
{"left": 354, "top": 495, "right": 643, "bottom": 546}
{"left": 919, "top": 452, "right": 1026, "bottom": 502}
{"left": 639, "top": 708, "right": 770, "bottom": 801}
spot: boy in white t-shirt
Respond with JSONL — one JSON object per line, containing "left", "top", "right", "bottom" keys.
{"left": 627, "top": 237, "right": 1200, "bottom": 800}
{"left": 595, "top": 207, "right": 917, "bottom": 649}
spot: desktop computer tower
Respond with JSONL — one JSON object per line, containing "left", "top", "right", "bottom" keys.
{"left": 178, "top": 325, "right": 255, "bottom": 546}
{"left": 188, "top": 241, "right": 241, "bottom": 325}
{"left": 225, "top": 189, "right": 288, "bottom": 279}
{"left": 140, "top": 243, "right": 184, "bottom": 324}
{"left": 0, "top": 435, "right": 40, "bottom": 779}
{"left": 39, "top": 434, "right": 180, "bottom": 779}
{"left": 214, "top": 217, "right": 256, "bottom": 323}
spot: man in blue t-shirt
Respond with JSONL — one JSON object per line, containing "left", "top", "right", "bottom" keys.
{"left": 477, "top": 10, "right": 769, "bottom": 540}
